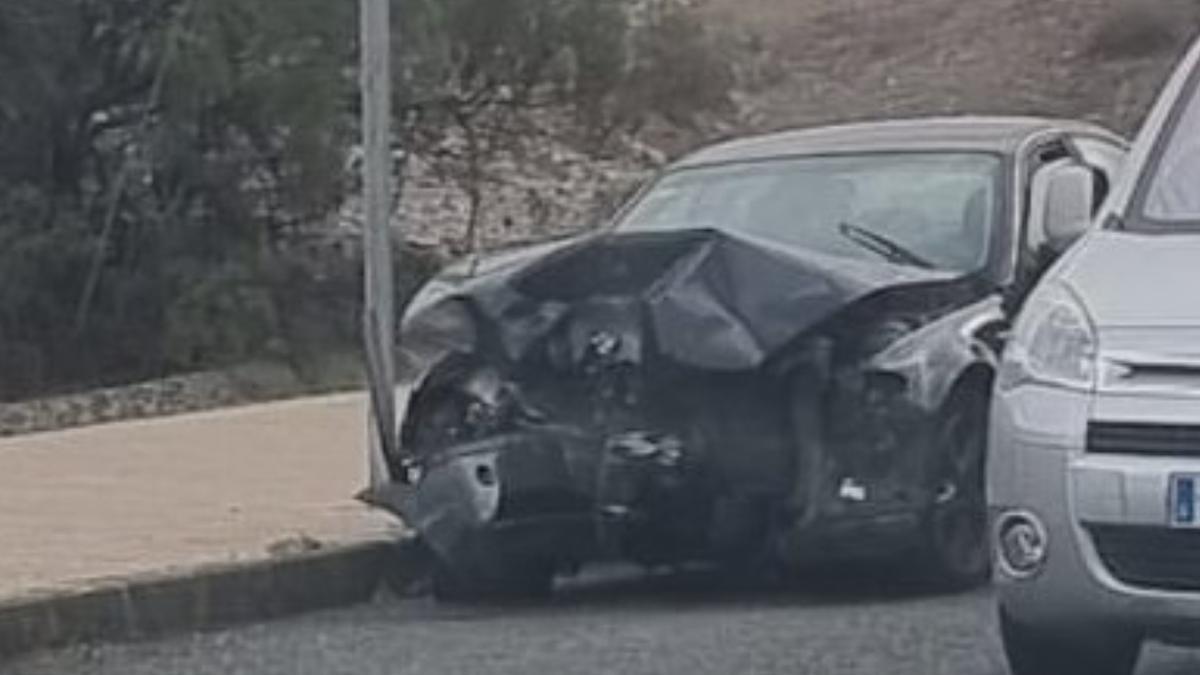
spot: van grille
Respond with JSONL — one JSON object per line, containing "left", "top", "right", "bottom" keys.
{"left": 1090, "top": 525, "right": 1200, "bottom": 592}
{"left": 1087, "top": 422, "right": 1200, "bottom": 457}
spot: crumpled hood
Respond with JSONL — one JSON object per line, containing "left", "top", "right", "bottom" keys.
{"left": 402, "top": 228, "right": 957, "bottom": 371}
{"left": 1063, "top": 230, "right": 1200, "bottom": 328}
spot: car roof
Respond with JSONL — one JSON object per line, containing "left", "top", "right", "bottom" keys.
{"left": 672, "top": 116, "right": 1123, "bottom": 169}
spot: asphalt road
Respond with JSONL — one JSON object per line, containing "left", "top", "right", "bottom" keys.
{"left": 5, "top": 568, "right": 1200, "bottom": 675}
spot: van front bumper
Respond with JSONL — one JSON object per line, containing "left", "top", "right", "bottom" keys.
{"left": 990, "top": 384, "right": 1200, "bottom": 646}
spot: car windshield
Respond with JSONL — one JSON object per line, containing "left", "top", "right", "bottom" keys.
{"left": 1143, "top": 78, "right": 1200, "bottom": 223}
{"left": 615, "top": 153, "right": 1002, "bottom": 273}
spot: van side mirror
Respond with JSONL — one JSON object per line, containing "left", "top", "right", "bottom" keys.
{"left": 1043, "top": 165, "right": 1094, "bottom": 254}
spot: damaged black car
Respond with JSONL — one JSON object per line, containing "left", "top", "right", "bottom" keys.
{"left": 365, "top": 117, "right": 1127, "bottom": 600}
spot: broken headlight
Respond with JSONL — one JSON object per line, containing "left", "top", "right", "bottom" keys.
{"left": 410, "top": 365, "right": 544, "bottom": 451}
{"left": 459, "top": 369, "right": 510, "bottom": 435}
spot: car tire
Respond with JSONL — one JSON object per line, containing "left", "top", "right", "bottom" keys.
{"left": 920, "top": 384, "right": 992, "bottom": 590}
{"left": 1000, "top": 610, "right": 1142, "bottom": 675}
{"left": 431, "top": 557, "right": 555, "bottom": 604}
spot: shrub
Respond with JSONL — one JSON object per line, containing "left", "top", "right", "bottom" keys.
{"left": 0, "top": 0, "right": 723, "bottom": 401}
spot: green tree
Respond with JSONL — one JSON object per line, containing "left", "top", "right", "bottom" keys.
{"left": 0, "top": 0, "right": 728, "bottom": 400}
{"left": 0, "top": 0, "right": 354, "bottom": 398}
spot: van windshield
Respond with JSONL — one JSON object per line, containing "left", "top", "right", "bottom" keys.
{"left": 1143, "top": 80, "right": 1200, "bottom": 223}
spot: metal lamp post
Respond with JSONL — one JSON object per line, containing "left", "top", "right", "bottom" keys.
{"left": 361, "top": 0, "right": 397, "bottom": 482}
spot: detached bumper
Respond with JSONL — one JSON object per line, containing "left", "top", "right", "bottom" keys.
{"left": 406, "top": 429, "right": 600, "bottom": 573}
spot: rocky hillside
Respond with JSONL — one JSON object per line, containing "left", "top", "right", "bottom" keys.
{"left": 388, "top": 0, "right": 1200, "bottom": 254}
{"left": 703, "top": 0, "right": 1198, "bottom": 139}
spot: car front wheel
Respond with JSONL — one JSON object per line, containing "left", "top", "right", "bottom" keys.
{"left": 921, "top": 385, "right": 991, "bottom": 589}
{"left": 999, "top": 610, "right": 1142, "bottom": 675}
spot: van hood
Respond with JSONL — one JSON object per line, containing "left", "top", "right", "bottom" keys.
{"left": 1063, "top": 230, "right": 1200, "bottom": 328}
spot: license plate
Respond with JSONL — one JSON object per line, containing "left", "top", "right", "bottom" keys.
{"left": 1171, "top": 474, "right": 1200, "bottom": 527}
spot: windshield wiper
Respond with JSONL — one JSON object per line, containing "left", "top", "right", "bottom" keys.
{"left": 837, "top": 222, "right": 936, "bottom": 270}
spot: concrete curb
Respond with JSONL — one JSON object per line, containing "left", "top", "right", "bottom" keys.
{"left": 0, "top": 537, "right": 430, "bottom": 662}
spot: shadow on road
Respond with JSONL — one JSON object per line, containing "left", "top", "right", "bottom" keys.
{"left": 412, "top": 557, "right": 990, "bottom": 618}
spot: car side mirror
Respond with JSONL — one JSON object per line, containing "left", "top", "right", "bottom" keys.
{"left": 1043, "top": 165, "right": 1094, "bottom": 254}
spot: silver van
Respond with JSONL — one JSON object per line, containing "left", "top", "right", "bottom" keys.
{"left": 990, "top": 37, "right": 1200, "bottom": 675}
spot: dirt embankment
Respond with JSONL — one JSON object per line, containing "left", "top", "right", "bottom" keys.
{"left": 699, "top": 0, "right": 1199, "bottom": 141}
{"left": 380, "top": 0, "right": 1200, "bottom": 254}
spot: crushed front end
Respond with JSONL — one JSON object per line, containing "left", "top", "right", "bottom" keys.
{"left": 398, "top": 302, "right": 799, "bottom": 581}
{"left": 375, "top": 230, "right": 975, "bottom": 591}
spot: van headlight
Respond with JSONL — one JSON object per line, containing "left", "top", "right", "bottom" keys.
{"left": 998, "top": 283, "right": 1097, "bottom": 392}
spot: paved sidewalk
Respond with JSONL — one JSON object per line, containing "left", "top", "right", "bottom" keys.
{"left": 0, "top": 393, "right": 403, "bottom": 600}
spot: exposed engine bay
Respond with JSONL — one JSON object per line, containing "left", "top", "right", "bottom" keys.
{"left": 373, "top": 229, "right": 1001, "bottom": 596}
